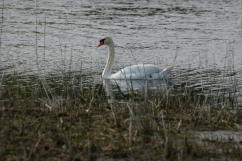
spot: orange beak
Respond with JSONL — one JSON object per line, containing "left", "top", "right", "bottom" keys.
{"left": 97, "top": 42, "right": 104, "bottom": 47}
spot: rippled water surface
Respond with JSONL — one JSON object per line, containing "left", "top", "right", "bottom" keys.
{"left": 0, "top": 0, "right": 242, "bottom": 104}
{"left": 0, "top": 0, "right": 241, "bottom": 73}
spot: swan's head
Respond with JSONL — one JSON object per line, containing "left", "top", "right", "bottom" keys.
{"left": 97, "top": 36, "right": 113, "bottom": 47}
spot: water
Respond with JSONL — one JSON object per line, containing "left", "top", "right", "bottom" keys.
{"left": 0, "top": 0, "right": 241, "bottom": 74}
{"left": 196, "top": 130, "right": 242, "bottom": 144}
{"left": 0, "top": 0, "right": 241, "bottom": 104}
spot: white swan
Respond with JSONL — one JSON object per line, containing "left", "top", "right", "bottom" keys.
{"left": 97, "top": 36, "right": 170, "bottom": 92}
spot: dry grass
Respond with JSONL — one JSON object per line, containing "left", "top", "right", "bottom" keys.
{"left": 0, "top": 72, "right": 241, "bottom": 161}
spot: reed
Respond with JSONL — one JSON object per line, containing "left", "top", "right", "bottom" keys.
{"left": 0, "top": 64, "right": 241, "bottom": 160}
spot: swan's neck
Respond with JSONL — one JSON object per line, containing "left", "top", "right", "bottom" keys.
{"left": 102, "top": 43, "right": 115, "bottom": 78}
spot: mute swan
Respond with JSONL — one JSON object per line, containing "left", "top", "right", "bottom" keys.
{"left": 97, "top": 36, "right": 170, "bottom": 92}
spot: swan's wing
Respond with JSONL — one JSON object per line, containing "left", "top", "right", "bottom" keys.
{"left": 110, "top": 64, "right": 163, "bottom": 80}
{"left": 110, "top": 65, "right": 171, "bottom": 92}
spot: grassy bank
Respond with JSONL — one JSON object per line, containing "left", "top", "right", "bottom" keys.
{"left": 0, "top": 72, "right": 241, "bottom": 161}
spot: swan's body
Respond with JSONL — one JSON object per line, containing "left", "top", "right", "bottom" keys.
{"left": 110, "top": 64, "right": 167, "bottom": 80}
{"left": 97, "top": 36, "right": 170, "bottom": 92}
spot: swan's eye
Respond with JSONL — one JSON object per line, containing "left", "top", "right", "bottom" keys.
{"left": 100, "top": 39, "right": 105, "bottom": 43}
